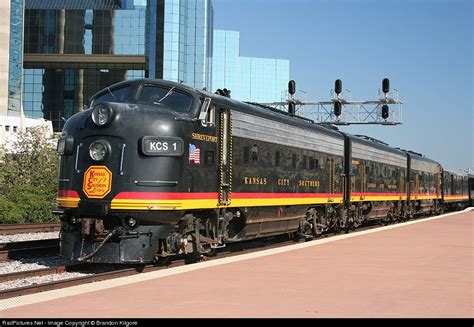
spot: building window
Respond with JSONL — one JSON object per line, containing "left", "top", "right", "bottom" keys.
{"left": 5, "top": 126, "right": 10, "bottom": 132}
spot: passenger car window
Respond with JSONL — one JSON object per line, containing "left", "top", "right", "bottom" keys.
{"left": 91, "top": 86, "right": 131, "bottom": 106}
{"left": 138, "top": 85, "right": 193, "bottom": 112}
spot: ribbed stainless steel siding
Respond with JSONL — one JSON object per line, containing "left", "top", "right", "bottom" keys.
{"left": 352, "top": 140, "right": 406, "bottom": 168}
{"left": 232, "top": 110, "right": 344, "bottom": 156}
{"left": 411, "top": 158, "right": 440, "bottom": 173}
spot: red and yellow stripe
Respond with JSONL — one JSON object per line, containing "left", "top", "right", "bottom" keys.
{"left": 57, "top": 190, "right": 80, "bottom": 208}
{"left": 443, "top": 195, "right": 469, "bottom": 202}
{"left": 111, "top": 192, "right": 344, "bottom": 210}
{"left": 57, "top": 190, "right": 344, "bottom": 210}
{"left": 410, "top": 193, "right": 442, "bottom": 200}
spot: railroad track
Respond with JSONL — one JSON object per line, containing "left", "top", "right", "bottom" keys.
{"left": 0, "top": 223, "right": 60, "bottom": 235}
{"left": 0, "top": 239, "right": 60, "bottom": 261}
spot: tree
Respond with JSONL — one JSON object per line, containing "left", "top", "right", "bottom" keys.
{"left": 0, "top": 126, "right": 59, "bottom": 223}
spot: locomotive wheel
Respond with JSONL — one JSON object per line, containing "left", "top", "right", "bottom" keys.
{"left": 308, "top": 209, "right": 323, "bottom": 236}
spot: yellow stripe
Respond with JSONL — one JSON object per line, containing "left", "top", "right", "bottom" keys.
{"left": 350, "top": 195, "right": 408, "bottom": 202}
{"left": 57, "top": 197, "right": 80, "bottom": 208}
{"left": 110, "top": 197, "right": 344, "bottom": 211}
{"left": 444, "top": 196, "right": 469, "bottom": 201}
{"left": 412, "top": 195, "right": 440, "bottom": 200}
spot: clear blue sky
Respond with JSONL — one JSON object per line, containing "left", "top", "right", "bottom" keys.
{"left": 212, "top": 0, "right": 473, "bottom": 171}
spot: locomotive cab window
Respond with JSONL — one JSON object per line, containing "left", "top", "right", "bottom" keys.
{"left": 138, "top": 85, "right": 193, "bottom": 113}
{"left": 205, "top": 104, "right": 216, "bottom": 126}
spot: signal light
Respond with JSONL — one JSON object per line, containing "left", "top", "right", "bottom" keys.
{"left": 288, "top": 80, "right": 296, "bottom": 95}
{"left": 382, "top": 78, "right": 390, "bottom": 94}
{"left": 288, "top": 101, "right": 296, "bottom": 116}
{"left": 335, "top": 79, "right": 342, "bottom": 95}
{"left": 334, "top": 101, "right": 342, "bottom": 117}
{"left": 382, "top": 104, "right": 389, "bottom": 119}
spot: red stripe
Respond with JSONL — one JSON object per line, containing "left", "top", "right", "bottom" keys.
{"left": 114, "top": 192, "right": 218, "bottom": 200}
{"left": 114, "top": 192, "right": 343, "bottom": 200}
{"left": 58, "top": 190, "right": 80, "bottom": 198}
{"left": 232, "top": 193, "right": 343, "bottom": 199}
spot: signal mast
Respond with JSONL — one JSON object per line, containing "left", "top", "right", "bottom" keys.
{"left": 263, "top": 78, "right": 403, "bottom": 125}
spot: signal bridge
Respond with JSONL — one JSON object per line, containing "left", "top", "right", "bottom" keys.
{"left": 261, "top": 79, "right": 403, "bottom": 125}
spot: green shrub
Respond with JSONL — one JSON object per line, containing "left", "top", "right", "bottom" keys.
{"left": 0, "top": 126, "right": 60, "bottom": 223}
{"left": 0, "top": 197, "right": 25, "bottom": 224}
{"left": 5, "top": 185, "right": 57, "bottom": 223}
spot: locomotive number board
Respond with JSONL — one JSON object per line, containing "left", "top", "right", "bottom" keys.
{"left": 141, "top": 136, "right": 184, "bottom": 156}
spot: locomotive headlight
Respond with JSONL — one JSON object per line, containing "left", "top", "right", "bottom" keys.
{"left": 92, "top": 103, "right": 113, "bottom": 127}
{"left": 89, "top": 140, "right": 110, "bottom": 162}
{"left": 126, "top": 217, "right": 137, "bottom": 228}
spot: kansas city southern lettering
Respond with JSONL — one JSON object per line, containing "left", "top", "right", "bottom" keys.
{"left": 192, "top": 133, "right": 217, "bottom": 143}
{"left": 298, "top": 180, "right": 320, "bottom": 187}
{"left": 278, "top": 178, "right": 290, "bottom": 186}
{"left": 244, "top": 177, "right": 267, "bottom": 185}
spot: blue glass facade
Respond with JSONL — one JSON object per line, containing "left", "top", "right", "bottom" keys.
{"left": 161, "top": 0, "right": 213, "bottom": 90}
{"left": 7, "top": 0, "right": 24, "bottom": 116}
{"left": 212, "top": 30, "right": 290, "bottom": 103}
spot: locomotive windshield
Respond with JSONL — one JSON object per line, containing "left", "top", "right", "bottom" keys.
{"left": 138, "top": 85, "right": 193, "bottom": 113}
{"left": 90, "top": 85, "right": 131, "bottom": 106}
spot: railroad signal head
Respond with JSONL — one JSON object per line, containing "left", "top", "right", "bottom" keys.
{"left": 382, "top": 104, "right": 389, "bottom": 119}
{"left": 334, "top": 101, "right": 342, "bottom": 117}
{"left": 288, "top": 80, "right": 296, "bottom": 96}
{"left": 288, "top": 101, "right": 296, "bottom": 116}
{"left": 382, "top": 78, "right": 390, "bottom": 94}
{"left": 335, "top": 79, "right": 342, "bottom": 96}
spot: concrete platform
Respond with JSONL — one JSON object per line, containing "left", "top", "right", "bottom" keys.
{"left": 1, "top": 209, "right": 472, "bottom": 318}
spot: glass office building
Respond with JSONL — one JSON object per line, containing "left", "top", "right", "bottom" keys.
{"left": 12, "top": 0, "right": 213, "bottom": 131}
{"left": 212, "top": 30, "right": 289, "bottom": 103}
{"left": 160, "top": 0, "right": 213, "bottom": 90}
{"left": 6, "top": 0, "right": 24, "bottom": 117}
{"left": 5, "top": 1, "right": 287, "bottom": 131}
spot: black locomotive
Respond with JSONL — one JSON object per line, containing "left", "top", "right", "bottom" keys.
{"left": 56, "top": 78, "right": 471, "bottom": 263}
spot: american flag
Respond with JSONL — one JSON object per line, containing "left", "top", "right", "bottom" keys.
{"left": 189, "top": 144, "right": 200, "bottom": 164}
